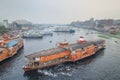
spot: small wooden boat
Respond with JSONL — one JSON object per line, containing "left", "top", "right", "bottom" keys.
{"left": 23, "top": 39, "right": 105, "bottom": 72}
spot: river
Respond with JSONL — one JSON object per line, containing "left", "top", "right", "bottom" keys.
{"left": 0, "top": 27, "right": 120, "bottom": 80}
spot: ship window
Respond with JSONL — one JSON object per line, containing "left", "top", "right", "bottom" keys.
{"left": 34, "top": 62, "right": 39, "bottom": 66}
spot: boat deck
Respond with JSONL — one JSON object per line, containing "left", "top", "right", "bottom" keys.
{"left": 26, "top": 48, "right": 68, "bottom": 58}
{"left": 25, "top": 41, "right": 96, "bottom": 59}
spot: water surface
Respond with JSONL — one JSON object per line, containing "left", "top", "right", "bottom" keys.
{"left": 0, "top": 27, "right": 120, "bottom": 80}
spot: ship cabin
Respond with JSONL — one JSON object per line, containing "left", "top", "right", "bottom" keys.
{"left": 67, "top": 40, "right": 105, "bottom": 61}
{"left": 67, "top": 42, "right": 96, "bottom": 61}
{"left": 25, "top": 48, "right": 71, "bottom": 67}
{"left": 92, "top": 39, "right": 105, "bottom": 51}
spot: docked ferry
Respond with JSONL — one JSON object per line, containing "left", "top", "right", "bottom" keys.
{"left": 0, "top": 36, "right": 23, "bottom": 62}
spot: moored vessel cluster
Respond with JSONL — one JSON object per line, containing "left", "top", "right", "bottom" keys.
{"left": 0, "top": 34, "right": 23, "bottom": 62}
{"left": 22, "top": 30, "right": 43, "bottom": 38}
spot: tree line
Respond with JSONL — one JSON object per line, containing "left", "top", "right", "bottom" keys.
{"left": 0, "top": 25, "right": 9, "bottom": 34}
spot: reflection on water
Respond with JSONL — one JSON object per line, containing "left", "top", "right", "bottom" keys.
{"left": 0, "top": 47, "right": 24, "bottom": 76}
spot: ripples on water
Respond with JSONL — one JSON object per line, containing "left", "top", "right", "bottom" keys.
{"left": 23, "top": 50, "right": 105, "bottom": 80}
{"left": 0, "top": 27, "right": 120, "bottom": 80}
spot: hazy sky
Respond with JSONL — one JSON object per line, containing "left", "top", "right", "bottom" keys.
{"left": 0, "top": 0, "right": 120, "bottom": 24}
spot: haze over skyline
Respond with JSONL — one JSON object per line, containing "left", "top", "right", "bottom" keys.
{"left": 0, "top": 0, "right": 120, "bottom": 24}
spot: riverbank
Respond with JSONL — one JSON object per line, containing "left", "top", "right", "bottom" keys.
{"left": 72, "top": 26, "right": 120, "bottom": 39}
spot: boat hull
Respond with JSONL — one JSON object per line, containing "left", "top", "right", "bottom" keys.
{"left": 23, "top": 36, "right": 43, "bottom": 38}
{"left": 23, "top": 47, "right": 104, "bottom": 72}
{"left": 23, "top": 59, "right": 70, "bottom": 71}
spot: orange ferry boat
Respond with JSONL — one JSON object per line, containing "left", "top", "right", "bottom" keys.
{"left": 23, "top": 39, "right": 105, "bottom": 72}
{"left": 0, "top": 35, "right": 23, "bottom": 62}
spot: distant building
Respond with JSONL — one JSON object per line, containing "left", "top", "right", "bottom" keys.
{"left": 70, "top": 18, "right": 95, "bottom": 28}
{"left": 109, "top": 26, "right": 119, "bottom": 34}
{"left": 3, "top": 20, "right": 9, "bottom": 28}
{"left": 11, "top": 20, "right": 32, "bottom": 30}
{"left": 96, "top": 19, "right": 113, "bottom": 27}
{"left": 113, "top": 20, "right": 120, "bottom": 25}
{"left": 0, "top": 22, "right": 4, "bottom": 26}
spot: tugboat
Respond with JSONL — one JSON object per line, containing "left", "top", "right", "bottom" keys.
{"left": 0, "top": 35, "right": 23, "bottom": 62}
{"left": 22, "top": 39, "right": 105, "bottom": 72}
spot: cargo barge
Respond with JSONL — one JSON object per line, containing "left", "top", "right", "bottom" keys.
{"left": 23, "top": 39, "right": 105, "bottom": 72}
{"left": 0, "top": 36, "right": 23, "bottom": 62}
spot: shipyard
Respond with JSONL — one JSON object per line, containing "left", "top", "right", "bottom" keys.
{"left": 1, "top": 0, "right": 120, "bottom": 80}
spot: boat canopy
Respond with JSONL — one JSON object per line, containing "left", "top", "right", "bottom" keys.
{"left": 7, "top": 40, "right": 18, "bottom": 47}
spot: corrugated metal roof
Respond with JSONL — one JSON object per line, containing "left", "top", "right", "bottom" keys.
{"left": 7, "top": 40, "right": 18, "bottom": 47}
{"left": 25, "top": 40, "right": 105, "bottom": 58}
{"left": 68, "top": 42, "right": 93, "bottom": 51}
{"left": 26, "top": 48, "right": 68, "bottom": 58}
